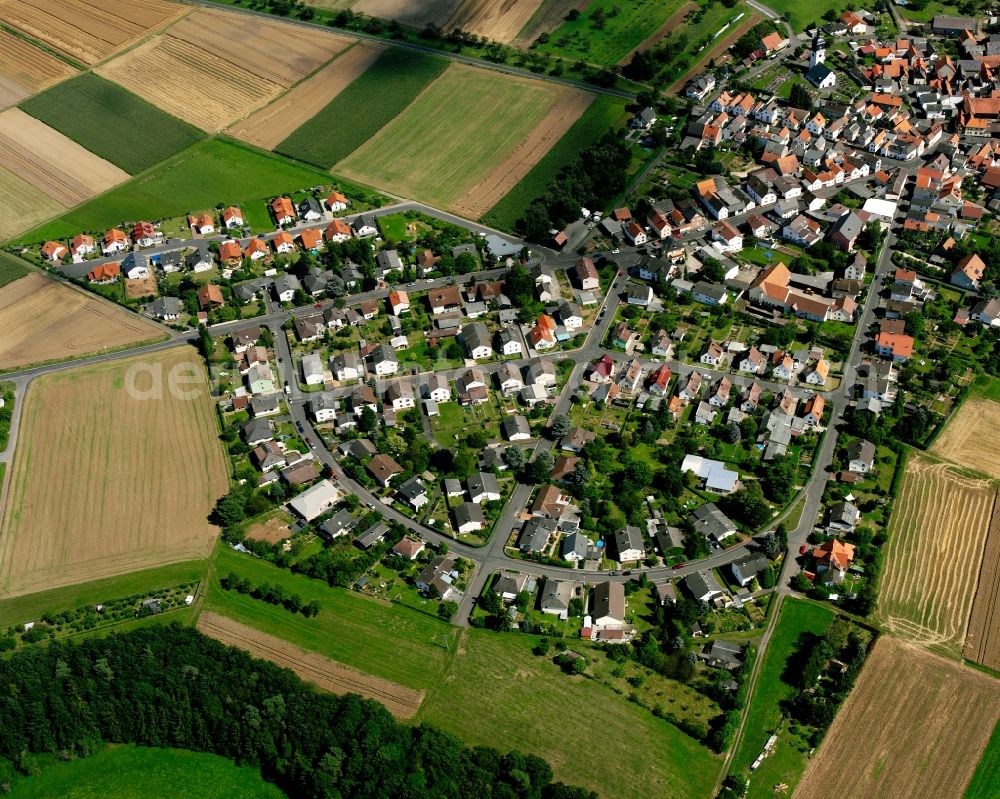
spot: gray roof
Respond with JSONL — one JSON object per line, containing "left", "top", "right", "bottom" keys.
{"left": 321, "top": 509, "right": 357, "bottom": 538}
{"left": 683, "top": 569, "right": 725, "bottom": 599}
{"left": 149, "top": 296, "right": 184, "bottom": 317}
{"left": 847, "top": 439, "right": 876, "bottom": 464}
{"left": 463, "top": 322, "right": 491, "bottom": 352}
{"left": 241, "top": 417, "right": 272, "bottom": 443}
{"left": 690, "top": 503, "right": 737, "bottom": 541}
{"left": 467, "top": 471, "right": 500, "bottom": 498}
{"left": 454, "top": 501, "right": 485, "bottom": 527}
{"left": 614, "top": 525, "right": 645, "bottom": 558}
{"left": 397, "top": 477, "right": 427, "bottom": 501}
{"left": 354, "top": 522, "right": 388, "bottom": 549}
{"left": 540, "top": 578, "right": 574, "bottom": 612}
{"left": 501, "top": 415, "right": 531, "bottom": 438}
{"left": 519, "top": 517, "right": 556, "bottom": 552}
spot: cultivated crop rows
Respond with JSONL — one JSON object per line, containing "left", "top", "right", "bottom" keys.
{"left": 931, "top": 396, "right": 1000, "bottom": 479}
{"left": 794, "top": 637, "right": 1000, "bottom": 799}
{"left": 877, "top": 456, "right": 996, "bottom": 653}
{"left": 0, "top": 30, "right": 76, "bottom": 107}
{"left": 963, "top": 492, "right": 1000, "bottom": 671}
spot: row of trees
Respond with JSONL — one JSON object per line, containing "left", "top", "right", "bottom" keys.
{"left": 218, "top": 572, "right": 321, "bottom": 617}
{"left": 0, "top": 626, "right": 595, "bottom": 799}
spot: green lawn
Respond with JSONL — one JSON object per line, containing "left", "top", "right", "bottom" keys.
{"left": 971, "top": 374, "right": 1000, "bottom": 403}
{"left": 730, "top": 599, "right": 835, "bottom": 785}
{"left": 277, "top": 48, "right": 447, "bottom": 169}
{"left": 9, "top": 746, "right": 283, "bottom": 799}
{"left": 0, "top": 251, "right": 31, "bottom": 289}
{"left": 965, "top": 720, "right": 1000, "bottom": 799}
{"left": 19, "top": 74, "right": 204, "bottom": 174}
{"left": 537, "top": 0, "right": 687, "bottom": 66}
{"left": 0, "top": 560, "right": 209, "bottom": 627}
{"left": 761, "top": 0, "right": 845, "bottom": 31}
{"left": 483, "top": 94, "right": 626, "bottom": 231}
{"left": 901, "top": 0, "right": 960, "bottom": 23}
{"left": 336, "top": 65, "right": 564, "bottom": 209}
{"left": 418, "top": 629, "right": 722, "bottom": 799}
{"left": 203, "top": 546, "right": 458, "bottom": 690}
{"left": 17, "top": 139, "right": 333, "bottom": 243}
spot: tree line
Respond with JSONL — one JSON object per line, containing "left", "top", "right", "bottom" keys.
{"left": 219, "top": 572, "right": 321, "bottom": 617}
{"left": 0, "top": 625, "right": 596, "bottom": 799}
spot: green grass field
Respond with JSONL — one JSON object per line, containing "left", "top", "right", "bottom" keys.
{"left": 9, "top": 746, "right": 283, "bottom": 798}
{"left": 730, "top": 599, "right": 835, "bottom": 786}
{"left": 537, "top": 0, "right": 687, "bottom": 65}
{"left": 19, "top": 74, "right": 205, "bottom": 175}
{"left": 0, "top": 560, "right": 208, "bottom": 628}
{"left": 276, "top": 48, "right": 448, "bottom": 169}
{"left": 337, "top": 64, "right": 564, "bottom": 209}
{"left": 756, "top": 0, "right": 844, "bottom": 30}
{"left": 203, "top": 546, "right": 458, "bottom": 690}
{"left": 971, "top": 374, "right": 1000, "bottom": 403}
{"left": 418, "top": 630, "right": 721, "bottom": 799}
{"left": 965, "top": 720, "right": 1000, "bottom": 799}
{"left": 0, "top": 252, "right": 30, "bottom": 289}
{"left": 19, "top": 139, "right": 333, "bottom": 243}
{"left": 482, "top": 94, "right": 625, "bottom": 231}
{"left": 900, "top": 0, "right": 960, "bottom": 23}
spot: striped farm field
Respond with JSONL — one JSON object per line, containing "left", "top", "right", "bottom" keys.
{"left": 0, "top": 0, "right": 185, "bottom": 66}
{"left": 0, "top": 347, "right": 229, "bottom": 599}
{"left": 877, "top": 453, "right": 997, "bottom": 654}
{"left": 0, "top": 108, "right": 128, "bottom": 207}
{"left": 96, "top": 7, "right": 353, "bottom": 132}
{"left": 228, "top": 42, "right": 385, "bottom": 151}
{"left": 336, "top": 63, "right": 574, "bottom": 211}
{"left": 0, "top": 29, "right": 76, "bottom": 109}
{"left": 931, "top": 395, "right": 1000, "bottom": 479}
{"left": 794, "top": 636, "right": 1000, "bottom": 799}
{"left": 0, "top": 165, "right": 66, "bottom": 242}
{"left": 276, "top": 47, "right": 448, "bottom": 169}
{"left": 963, "top": 492, "right": 1000, "bottom": 671}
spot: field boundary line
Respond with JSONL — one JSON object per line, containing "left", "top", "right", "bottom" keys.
{"left": 0, "top": 22, "right": 85, "bottom": 71}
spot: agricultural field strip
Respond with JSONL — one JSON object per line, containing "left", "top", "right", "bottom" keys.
{"left": 931, "top": 396, "right": 1000, "bottom": 479}
{"left": 794, "top": 636, "right": 1000, "bottom": 799}
{"left": 197, "top": 612, "right": 424, "bottom": 719}
{"left": 227, "top": 42, "right": 385, "bottom": 151}
{"left": 451, "top": 87, "right": 593, "bottom": 219}
{"left": 0, "top": 0, "right": 185, "bottom": 66}
{"left": 0, "top": 165, "right": 66, "bottom": 243}
{"left": 963, "top": 492, "right": 1000, "bottom": 671}
{"left": 0, "top": 348, "right": 229, "bottom": 598}
{"left": 0, "top": 108, "right": 128, "bottom": 205}
{"left": 0, "top": 29, "right": 76, "bottom": 98}
{"left": 617, "top": 1, "right": 697, "bottom": 66}
{"left": 877, "top": 457, "right": 996, "bottom": 651}
{"left": 444, "top": 0, "right": 544, "bottom": 43}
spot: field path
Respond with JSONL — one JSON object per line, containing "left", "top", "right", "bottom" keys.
{"left": 963, "top": 492, "right": 1000, "bottom": 670}
{"left": 616, "top": 1, "right": 696, "bottom": 66}
{"left": 197, "top": 611, "right": 425, "bottom": 718}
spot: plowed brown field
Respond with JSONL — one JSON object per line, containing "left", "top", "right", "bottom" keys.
{"left": 228, "top": 42, "right": 385, "bottom": 150}
{"left": 877, "top": 454, "right": 995, "bottom": 653}
{"left": 451, "top": 87, "right": 592, "bottom": 219}
{"left": 931, "top": 396, "right": 1000, "bottom": 479}
{"left": 0, "top": 108, "right": 128, "bottom": 205}
{"left": 0, "top": 0, "right": 184, "bottom": 65}
{"left": 197, "top": 612, "right": 425, "bottom": 718}
{"left": 794, "top": 637, "right": 999, "bottom": 799}
{"left": 0, "top": 347, "right": 228, "bottom": 598}
{"left": 963, "top": 492, "right": 1000, "bottom": 671}
{"left": 97, "top": 7, "right": 352, "bottom": 132}
{"left": 0, "top": 29, "right": 76, "bottom": 109}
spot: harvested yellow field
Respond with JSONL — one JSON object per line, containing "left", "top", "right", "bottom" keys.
{"left": 0, "top": 29, "right": 77, "bottom": 109}
{"left": 0, "top": 347, "right": 229, "bottom": 598}
{"left": 353, "top": 0, "right": 460, "bottom": 28}
{"left": 963, "top": 492, "right": 1000, "bottom": 671}
{"left": 97, "top": 7, "right": 352, "bottom": 132}
{"left": 228, "top": 42, "right": 385, "bottom": 150}
{"left": 794, "top": 637, "right": 999, "bottom": 799}
{"left": 0, "top": 165, "right": 66, "bottom": 242}
{"left": 877, "top": 454, "right": 996, "bottom": 653}
{"left": 446, "top": 0, "right": 543, "bottom": 43}
{"left": 0, "top": 272, "right": 164, "bottom": 370}
{"left": 0, "top": 108, "right": 128, "bottom": 205}
{"left": 931, "top": 396, "right": 1000, "bottom": 478}
{"left": 0, "top": 0, "right": 185, "bottom": 66}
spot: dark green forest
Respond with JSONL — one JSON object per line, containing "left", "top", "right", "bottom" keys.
{"left": 0, "top": 625, "right": 594, "bottom": 799}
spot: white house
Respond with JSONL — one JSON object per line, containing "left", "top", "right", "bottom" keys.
{"left": 331, "top": 352, "right": 360, "bottom": 382}
{"left": 371, "top": 344, "right": 399, "bottom": 377}
{"left": 301, "top": 353, "right": 324, "bottom": 386}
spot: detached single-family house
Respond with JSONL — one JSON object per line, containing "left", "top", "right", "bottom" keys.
{"left": 453, "top": 501, "right": 485, "bottom": 533}
{"left": 463, "top": 322, "right": 493, "bottom": 359}
{"left": 731, "top": 554, "right": 768, "bottom": 587}
{"left": 614, "top": 526, "right": 645, "bottom": 563}
{"left": 367, "top": 454, "right": 404, "bottom": 487}
{"left": 41, "top": 241, "right": 68, "bottom": 262}
{"left": 271, "top": 197, "right": 295, "bottom": 226}
{"left": 397, "top": 477, "right": 429, "bottom": 511}
{"left": 416, "top": 555, "right": 461, "bottom": 600}
{"left": 467, "top": 471, "right": 501, "bottom": 504}
{"left": 847, "top": 439, "right": 876, "bottom": 473}
{"left": 287, "top": 480, "right": 341, "bottom": 521}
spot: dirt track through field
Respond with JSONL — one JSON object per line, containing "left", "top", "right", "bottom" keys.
{"left": 197, "top": 612, "right": 425, "bottom": 719}
{"left": 0, "top": 108, "right": 128, "bottom": 205}
{"left": 963, "top": 492, "right": 1000, "bottom": 671}
{"left": 0, "top": 0, "right": 185, "bottom": 65}
{"left": 0, "top": 347, "right": 227, "bottom": 597}
{"left": 617, "top": 1, "right": 696, "bottom": 65}
{"left": 793, "top": 636, "right": 999, "bottom": 799}
{"left": 228, "top": 43, "right": 385, "bottom": 150}
{"left": 451, "top": 87, "right": 592, "bottom": 219}
{"left": 877, "top": 455, "right": 995, "bottom": 653}
{"left": 446, "top": 0, "right": 542, "bottom": 43}
{"left": 97, "top": 6, "right": 352, "bottom": 132}
{"left": 0, "top": 29, "right": 77, "bottom": 108}
{"left": 931, "top": 396, "right": 1000, "bottom": 478}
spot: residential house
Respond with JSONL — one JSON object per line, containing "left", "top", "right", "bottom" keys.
{"left": 428, "top": 285, "right": 463, "bottom": 315}
{"left": 467, "top": 471, "right": 501, "bottom": 504}
{"left": 591, "top": 581, "right": 626, "bottom": 629}
{"left": 731, "top": 554, "right": 768, "bottom": 587}
{"left": 453, "top": 501, "right": 485, "bottom": 533}
{"left": 397, "top": 477, "right": 429, "bottom": 511}
{"left": 371, "top": 343, "right": 399, "bottom": 376}
{"left": 463, "top": 322, "right": 493, "bottom": 359}
{"left": 806, "top": 358, "right": 830, "bottom": 385}
{"left": 270, "top": 197, "right": 295, "bottom": 225}
{"left": 41, "top": 241, "right": 67, "bottom": 262}
{"left": 352, "top": 214, "right": 379, "bottom": 238}
{"left": 626, "top": 283, "right": 654, "bottom": 306}
{"left": 272, "top": 273, "right": 302, "bottom": 302}
{"left": 148, "top": 296, "right": 184, "bottom": 320}
{"left": 501, "top": 414, "right": 531, "bottom": 441}
{"left": 575, "top": 257, "right": 600, "bottom": 290}
{"left": 309, "top": 395, "right": 338, "bottom": 423}
{"left": 222, "top": 206, "right": 244, "bottom": 229}
{"left": 331, "top": 351, "right": 360, "bottom": 382}
{"left": 324, "top": 218, "right": 352, "bottom": 243}
{"left": 951, "top": 253, "right": 986, "bottom": 291}
{"left": 102, "top": 228, "right": 129, "bottom": 255}
{"left": 392, "top": 537, "right": 424, "bottom": 560}
{"left": 540, "top": 579, "right": 576, "bottom": 617}
{"left": 827, "top": 500, "right": 861, "bottom": 532}
{"left": 681, "top": 455, "right": 739, "bottom": 494}
{"left": 385, "top": 379, "right": 414, "bottom": 411}
{"left": 519, "top": 517, "right": 557, "bottom": 552}
{"left": 388, "top": 290, "right": 410, "bottom": 316}
{"left": 525, "top": 359, "right": 556, "bottom": 387}
{"left": 416, "top": 555, "right": 461, "bottom": 600}
{"left": 287, "top": 480, "right": 341, "bottom": 521}
{"left": 300, "top": 353, "right": 325, "bottom": 386}
{"left": 297, "top": 196, "right": 323, "bottom": 222}
{"left": 562, "top": 531, "right": 594, "bottom": 562}
{"left": 739, "top": 346, "right": 765, "bottom": 374}
{"left": 701, "top": 341, "right": 726, "bottom": 367}
{"left": 367, "top": 454, "right": 404, "bottom": 487}
{"left": 690, "top": 503, "right": 738, "bottom": 542}
{"left": 875, "top": 331, "right": 914, "bottom": 362}
{"left": 679, "top": 371, "right": 703, "bottom": 401}
{"left": 70, "top": 233, "right": 96, "bottom": 258}
{"left": 528, "top": 314, "right": 557, "bottom": 351}
{"left": 683, "top": 570, "right": 725, "bottom": 602}
{"left": 614, "top": 526, "right": 645, "bottom": 563}
{"left": 558, "top": 300, "right": 583, "bottom": 331}
{"left": 813, "top": 539, "right": 856, "bottom": 583}
{"left": 847, "top": 439, "right": 876, "bottom": 473}
{"left": 423, "top": 374, "right": 451, "bottom": 402}
{"left": 197, "top": 284, "right": 224, "bottom": 310}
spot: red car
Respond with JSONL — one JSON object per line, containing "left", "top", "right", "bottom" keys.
{"left": 672, "top": 562, "right": 686, "bottom": 570}
{"left": 799, "top": 544, "right": 808, "bottom": 555}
